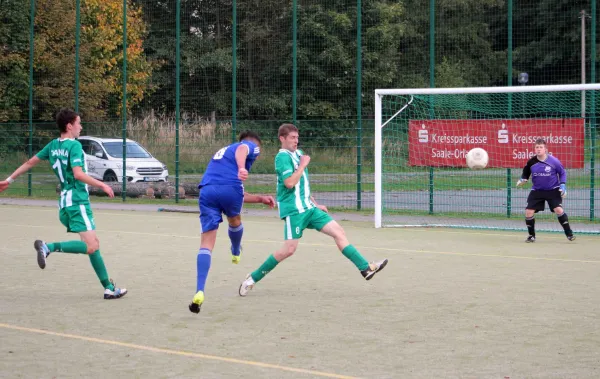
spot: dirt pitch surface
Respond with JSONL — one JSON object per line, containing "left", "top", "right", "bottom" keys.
{"left": 1, "top": 200, "right": 600, "bottom": 378}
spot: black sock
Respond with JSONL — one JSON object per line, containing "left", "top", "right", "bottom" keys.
{"left": 557, "top": 213, "right": 573, "bottom": 236}
{"left": 526, "top": 216, "right": 535, "bottom": 236}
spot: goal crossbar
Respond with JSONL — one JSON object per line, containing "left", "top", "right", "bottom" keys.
{"left": 375, "top": 83, "right": 600, "bottom": 96}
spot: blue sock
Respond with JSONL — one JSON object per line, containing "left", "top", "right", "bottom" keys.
{"left": 228, "top": 224, "right": 244, "bottom": 256}
{"left": 196, "top": 248, "right": 212, "bottom": 292}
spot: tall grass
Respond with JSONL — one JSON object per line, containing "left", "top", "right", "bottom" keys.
{"left": 126, "top": 111, "right": 233, "bottom": 173}
{"left": 121, "top": 112, "right": 370, "bottom": 174}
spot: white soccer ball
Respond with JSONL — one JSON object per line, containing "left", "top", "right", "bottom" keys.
{"left": 466, "top": 147, "right": 489, "bottom": 169}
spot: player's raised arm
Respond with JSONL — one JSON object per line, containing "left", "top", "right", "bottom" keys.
{"left": 282, "top": 154, "right": 310, "bottom": 189}
{"left": 0, "top": 156, "right": 43, "bottom": 193}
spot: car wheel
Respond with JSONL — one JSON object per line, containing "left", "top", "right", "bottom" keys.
{"left": 103, "top": 171, "right": 118, "bottom": 182}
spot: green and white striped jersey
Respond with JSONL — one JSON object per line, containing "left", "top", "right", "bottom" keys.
{"left": 36, "top": 138, "right": 90, "bottom": 208}
{"left": 275, "top": 149, "right": 314, "bottom": 218}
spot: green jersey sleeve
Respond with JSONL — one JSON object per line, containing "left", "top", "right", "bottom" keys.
{"left": 36, "top": 141, "right": 52, "bottom": 160}
{"left": 69, "top": 141, "right": 85, "bottom": 167}
{"left": 275, "top": 152, "right": 295, "bottom": 181}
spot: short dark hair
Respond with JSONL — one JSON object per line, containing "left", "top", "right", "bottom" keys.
{"left": 56, "top": 108, "right": 79, "bottom": 133}
{"left": 534, "top": 138, "right": 546, "bottom": 146}
{"left": 278, "top": 123, "right": 298, "bottom": 138}
{"left": 238, "top": 130, "right": 261, "bottom": 145}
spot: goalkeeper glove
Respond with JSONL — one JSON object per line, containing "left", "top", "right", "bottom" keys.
{"left": 559, "top": 183, "right": 567, "bottom": 198}
{"left": 516, "top": 178, "right": 528, "bottom": 187}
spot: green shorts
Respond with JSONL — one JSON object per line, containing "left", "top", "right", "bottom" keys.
{"left": 59, "top": 203, "right": 96, "bottom": 233}
{"left": 283, "top": 208, "right": 333, "bottom": 240}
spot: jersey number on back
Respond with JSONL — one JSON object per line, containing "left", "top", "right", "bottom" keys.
{"left": 213, "top": 147, "right": 227, "bottom": 160}
{"left": 52, "top": 159, "right": 65, "bottom": 183}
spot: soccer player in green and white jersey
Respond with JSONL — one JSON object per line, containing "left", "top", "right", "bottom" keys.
{"left": 0, "top": 108, "right": 127, "bottom": 300}
{"left": 239, "top": 123, "right": 388, "bottom": 296}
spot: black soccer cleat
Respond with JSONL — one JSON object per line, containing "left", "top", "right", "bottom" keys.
{"left": 189, "top": 303, "right": 201, "bottom": 314}
{"left": 567, "top": 235, "right": 576, "bottom": 241}
{"left": 361, "top": 259, "right": 388, "bottom": 281}
{"left": 525, "top": 235, "right": 536, "bottom": 243}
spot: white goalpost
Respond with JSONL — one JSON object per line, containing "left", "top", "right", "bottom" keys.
{"left": 374, "top": 83, "right": 600, "bottom": 233}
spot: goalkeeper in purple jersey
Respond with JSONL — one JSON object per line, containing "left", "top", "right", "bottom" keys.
{"left": 516, "top": 138, "right": 575, "bottom": 243}
{"left": 189, "top": 130, "right": 275, "bottom": 314}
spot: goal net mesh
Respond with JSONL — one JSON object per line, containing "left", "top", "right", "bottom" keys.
{"left": 377, "top": 88, "right": 599, "bottom": 233}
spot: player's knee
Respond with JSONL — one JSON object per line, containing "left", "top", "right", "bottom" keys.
{"left": 86, "top": 239, "right": 99, "bottom": 254}
{"left": 554, "top": 207, "right": 564, "bottom": 215}
{"left": 283, "top": 244, "right": 297, "bottom": 258}
{"left": 227, "top": 215, "right": 242, "bottom": 227}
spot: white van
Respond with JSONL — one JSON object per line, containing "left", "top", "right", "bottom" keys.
{"left": 78, "top": 136, "right": 169, "bottom": 183}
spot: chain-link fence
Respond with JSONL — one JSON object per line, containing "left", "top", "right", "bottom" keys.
{"left": 1, "top": 0, "right": 598, "bottom": 210}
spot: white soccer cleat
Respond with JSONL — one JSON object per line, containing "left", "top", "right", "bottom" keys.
{"left": 238, "top": 274, "right": 255, "bottom": 297}
{"left": 361, "top": 259, "right": 389, "bottom": 280}
{"left": 104, "top": 279, "right": 127, "bottom": 300}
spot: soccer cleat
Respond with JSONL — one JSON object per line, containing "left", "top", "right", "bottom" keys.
{"left": 103, "top": 279, "right": 127, "bottom": 299}
{"left": 188, "top": 291, "right": 204, "bottom": 314}
{"left": 525, "top": 235, "right": 536, "bottom": 243}
{"left": 238, "top": 274, "right": 255, "bottom": 296}
{"left": 231, "top": 245, "right": 242, "bottom": 264}
{"left": 567, "top": 235, "right": 576, "bottom": 241}
{"left": 34, "top": 240, "right": 50, "bottom": 269}
{"left": 361, "top": 259, "right": 388, "bottom": 281}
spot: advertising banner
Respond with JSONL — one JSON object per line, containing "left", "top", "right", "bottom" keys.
{"left": 408, "top": 119, "right": 584, "bottom": 168}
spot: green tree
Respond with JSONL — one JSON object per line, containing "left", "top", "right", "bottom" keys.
{"left": 512, "top": 0, "right": 590, "bottom": 85}
{"left": 0, "top": 0, "right": 30, "bottom": 122}
{"left": 34, "top": 0, "right": 152, "bottom": 120}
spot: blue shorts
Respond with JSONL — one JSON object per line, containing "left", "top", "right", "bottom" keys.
{"left": 199, "top": 185, "right": 244, "bottom": 232}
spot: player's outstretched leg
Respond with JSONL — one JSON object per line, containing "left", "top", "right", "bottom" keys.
{"left": 361, "top": 259, "right": 389, "bottom": 280}
{"left": 239, "top": 254, "right": 281, "bottom": 296}
{"left": 34, "top": 240, "right": 50, "bottom": 269}
{"left": 189, "top": 248, "right": 211, "bottom": 313}
{"left": 34, "top": 239, "right": 89, "bottom": 269}
{"left": 525, "top": 216, "right": 536, "bottom": 242}
{"left": 35, "top": 240, "right": 89, "bottom": 268}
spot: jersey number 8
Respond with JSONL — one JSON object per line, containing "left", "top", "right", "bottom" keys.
{"left": 213, "top": 147, "right": 227, "bottom": 160}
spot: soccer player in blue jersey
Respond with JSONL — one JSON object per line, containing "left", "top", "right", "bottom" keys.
{"left": 516, "top": 138, "right": 575, "bottom": 242}
{"left": 0, "top": 108, "right": 127, "bottom": 299}
{"left": 189, "top": 130, "right": 275, "bottom": 314}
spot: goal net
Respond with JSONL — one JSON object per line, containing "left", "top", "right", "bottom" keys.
{"left": 374, "top": 84, "right": 600, "bottom": 233}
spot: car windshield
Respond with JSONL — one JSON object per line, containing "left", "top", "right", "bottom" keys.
{"left": 103, "top": 142, "right": 152, "bottom": 158}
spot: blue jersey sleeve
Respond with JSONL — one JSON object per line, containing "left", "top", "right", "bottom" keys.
{"left": 241, "top": 141, "right": 260, "bottom": 171}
